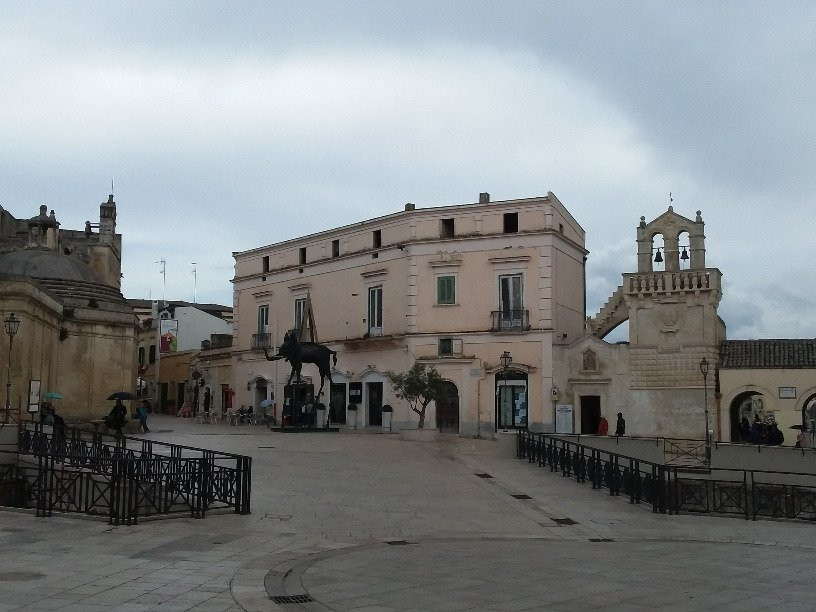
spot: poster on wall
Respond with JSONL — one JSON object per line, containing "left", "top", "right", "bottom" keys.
{"left": 555, "top": 404, "right": 574, "bottom": 434}
{"left": 28, "top": 380, "right": 41, "bottom": 413}
{"left": 160, "top": 319, "right": 179, "bottom": 353}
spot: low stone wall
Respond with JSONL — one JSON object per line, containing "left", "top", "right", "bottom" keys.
{"left": 550, "top": 433, "right": 816, "bottom": 476}
{"left": 712, "top": 442, "right": 816, "bottom": 474}
{"left": 553, "top": 434, "right": 665, "bottom": 464}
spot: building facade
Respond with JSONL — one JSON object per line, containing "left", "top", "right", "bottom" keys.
{"left": 555, "top": 206, "right": 725, "bottom": 439}
{"left": 0, "top": 196, "right": 137, "bottom": 422}
{"left": 232, "top": 193, "right": 586, "bottom": 436}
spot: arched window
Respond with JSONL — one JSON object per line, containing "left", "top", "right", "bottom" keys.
{"left": 678, "top": 230, "right": 691, "bottom": 270}
{"left": 651, "top": 233, "right": 665, "bottom": 272}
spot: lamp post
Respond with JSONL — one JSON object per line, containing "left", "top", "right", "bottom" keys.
{"left": 4, "top": 313, "right": 21, "bottom": 423}
{"left": 700, "top": 357, "right": 711, "bottom": 463}
{"left": 499, "top": 351, "right": 512, "bottom": 431}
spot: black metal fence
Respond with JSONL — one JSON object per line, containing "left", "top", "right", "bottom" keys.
{"left": 517, "top": 431, "right": 816, "bottom": 522}
{"left": 2, "top": 422, "right": 251, "bottom": 525}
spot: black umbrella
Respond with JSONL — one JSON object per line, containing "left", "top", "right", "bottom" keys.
{"left": 107, "top": 391, "right": 135, "bottom": 401}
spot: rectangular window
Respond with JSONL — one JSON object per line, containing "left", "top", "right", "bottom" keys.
{"left": 294, "top": 298, "right": 307, "bottom": 331}
{"left": 436, "top": 275, "right": 456, "bottom": 305}
{"left": 372, "top": 230, "right": 382, "bottom": 249}
{"left": 439, "top": 338, "right": 453, "bottom": 356}
{"left": 257, "top": 305, "right": 269, "bottom": 335}
{"left": 440, "top": 218, "right": 454, "bottom": 238}
{"left": 368, "top": 286, "right": 383, "bottom": 335}
{"left": 262, "top": 256, "right": 269, "bottom": 273}
{"left": 332, "top": 239, "right": 339, "bottom": 257}
{"left": 499, "top": 274, "right": 523, "bottom": 329}
{"left": 149, "top": 345, "right": 156, "bottom": 364}
{"left": 503, "top": 212, "right": 518, "bottom": 233}
{"left": 299, "top": 247, "right": 306, "bottom": 265}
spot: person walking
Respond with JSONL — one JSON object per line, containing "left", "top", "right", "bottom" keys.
{"left": 104, "top": 399, "right": 127, "bottom": 436}
{"left": 597, "top": 415, "right": 609, "bottom": 436}
{"left": 137, "top": 400, "right": 150, "bottom": 433}
{"left": 615, "top": 412, "right": 626, "bottom": 437}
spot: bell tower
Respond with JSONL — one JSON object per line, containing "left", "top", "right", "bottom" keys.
{"left": 625, "top": 206, "right": 724, "bottom": 437}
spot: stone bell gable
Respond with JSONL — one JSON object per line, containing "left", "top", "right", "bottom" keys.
{"left": 564, "top": 205, "right": 725, "bottom": 438}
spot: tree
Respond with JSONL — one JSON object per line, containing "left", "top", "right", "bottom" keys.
{"left": 386, "top": 362, "right": 446, "bottom": 429}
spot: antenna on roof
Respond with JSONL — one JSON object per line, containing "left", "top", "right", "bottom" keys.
{"left": 669, "top": 191, "right": 673, "bottom": 203}
{"left": 111, "top": 178, "right": 115, "bottom": 196}
{"left": 155, "top": 259, "right": 166, "bottom": 303}
{"left": 191, "top": 262, "right": 197, "bottom": 304}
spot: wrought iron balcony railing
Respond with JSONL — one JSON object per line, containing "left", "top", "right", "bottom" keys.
{"left": 252, "top": 332, "right": 271, "bottom": 349}
{"left": 491, "top": 309, "right": 530, "bottom": 332}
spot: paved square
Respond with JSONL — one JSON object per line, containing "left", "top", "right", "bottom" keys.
{"left": 1, "top": 416, "right": 815, "bottom": 611}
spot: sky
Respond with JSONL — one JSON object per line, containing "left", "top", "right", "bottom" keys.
{"left": 1, "top": 2, "right": 814, "bottom": 339}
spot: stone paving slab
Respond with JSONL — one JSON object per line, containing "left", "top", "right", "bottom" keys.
{"left": 1, "top": 416, "right": 815, "bottom": 611}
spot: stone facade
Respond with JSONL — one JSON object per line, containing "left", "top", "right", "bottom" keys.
{"left": 559, "top": 207, "right": 725, "bottom": 439}
{"left": 0, "top": 196, "right": 137, "bottom": 423}
{"left": 232, "top": 193, "right": 586, "bottom": 437}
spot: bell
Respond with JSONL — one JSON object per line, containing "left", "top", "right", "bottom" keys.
{"left": 681, "top": 247, "right": 689, "bottom": 261}
{"left": 654, "top": 248, "right": 663, "bottom": 263}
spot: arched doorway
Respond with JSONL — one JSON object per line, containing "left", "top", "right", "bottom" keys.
{"left": 252, "top": 377, "right": 268, "bottom": 410}
{"left": 803, "top": 394, "right": 816, "bottom": 448}
{"left": 729, "top": 391, "right": 767, "bottom": 443}
{"left": 436, "top": 381, "right": 459, "bottom": 433}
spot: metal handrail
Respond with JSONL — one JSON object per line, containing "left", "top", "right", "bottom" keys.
{"left": 517, "top": 431, "right": 816, "bottom": 522}
{"left": 8, "top": 422, "right": 252, "bottom": 524}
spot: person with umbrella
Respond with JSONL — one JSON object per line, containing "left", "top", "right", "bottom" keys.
{"left": 104, "top": 392, "right": 133, "bottom": 436}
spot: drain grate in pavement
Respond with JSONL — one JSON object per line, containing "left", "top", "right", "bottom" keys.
{"left": 588, "top": 538, "right": 615, "bottom": 542}
{"left": 552, "top": 517, "right": 578, "bottom": 525}
{"left": 271, "top": 594, "right": 314, "bottom": 604}
{"left": 474, "top": 472, "right": 493, "bottom": 478}
{"left": 385, "top": 540, "right": 411, "bottom": 546}
{"left": 511, "top": 494, "right": 532, "bottom": 500}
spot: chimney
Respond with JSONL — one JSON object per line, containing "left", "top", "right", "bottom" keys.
{"left": 479, "top": 192, "right": 490, "bottom": 204}
{"left": 404, "top": 203, "right": 415, "bottom": 211}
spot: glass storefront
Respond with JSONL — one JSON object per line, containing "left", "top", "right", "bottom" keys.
{"left": 496, "top": 371, "right": 528, "bottom": 430}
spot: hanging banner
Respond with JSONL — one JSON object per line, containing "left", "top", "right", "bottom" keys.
{"left": 160, "top": 319, "right": 179, "bottom": 353}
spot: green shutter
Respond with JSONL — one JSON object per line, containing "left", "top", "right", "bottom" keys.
{"left": 437, "top": 276, "right": 455, "bottom": 304}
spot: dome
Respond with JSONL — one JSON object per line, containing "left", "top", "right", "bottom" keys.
{"left": 0, "top": 248, "right": 98, "bottom": 282}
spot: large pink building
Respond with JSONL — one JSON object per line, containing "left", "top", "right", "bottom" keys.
{"left": 231, "top": 192, "right": 586, "bottom": 437}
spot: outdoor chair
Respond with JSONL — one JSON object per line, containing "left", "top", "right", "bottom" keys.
{"left": 227, "top": 411, "right": 239, "bottom": 426}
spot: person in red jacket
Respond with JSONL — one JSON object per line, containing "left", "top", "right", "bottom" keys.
{"left": 597, "top": 415, "right": 609, "bottom": 436}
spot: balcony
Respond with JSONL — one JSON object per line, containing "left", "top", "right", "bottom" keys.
{"left": 491, "top": 309, "right": 530, "bottom": 332}
{"left": 252, "top": 332, "right": 271, "bottom": 349}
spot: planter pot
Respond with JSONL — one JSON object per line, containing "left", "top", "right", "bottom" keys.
{"left": 399, "top": 427, "right": 440, "bottom": 442}
{"left": 381, "top": 405, "right": 393, "bottom": 431}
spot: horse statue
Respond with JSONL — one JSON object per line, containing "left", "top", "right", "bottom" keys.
{"left": 262, "top": 329, "right": 337, "bottom": 399}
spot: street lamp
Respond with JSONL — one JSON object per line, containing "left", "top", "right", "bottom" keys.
{"left": 4, "top": 313, "right": 21, "bottom": 423}
{"left": 700, "top": 357, "right": 711, "bottom": 463}
{"left": 499, "top": 351, "right": 512, "bottom": 430}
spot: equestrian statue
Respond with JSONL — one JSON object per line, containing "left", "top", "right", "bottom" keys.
{"left": 262, "top": 329, "right": 337, "bottom": 399}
